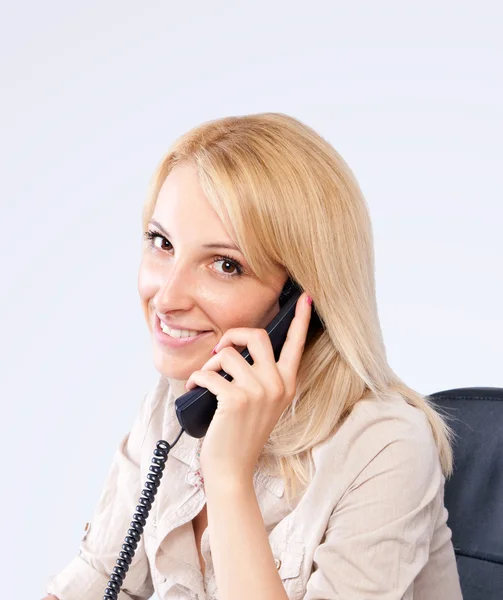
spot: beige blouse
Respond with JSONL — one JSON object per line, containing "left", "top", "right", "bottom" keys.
{"left": 46, "top": 375, "right": 462, "bottom": 599}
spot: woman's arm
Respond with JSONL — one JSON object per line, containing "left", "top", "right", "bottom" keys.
{"left": 182, "top": 293, "right": 313, "bottom": 600}
{"left": 205, "top": 423, "right": 461, "bottom": 600}
{"left": 205, "top": 475, "right": 289, "bottom": 600}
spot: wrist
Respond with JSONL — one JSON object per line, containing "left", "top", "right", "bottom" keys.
{"left": 204, "top": 471, "right": 254, "bottom": 497}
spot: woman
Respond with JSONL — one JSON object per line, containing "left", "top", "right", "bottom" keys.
{"left": 44, "top": 113, "right": 462, "bottom": 599}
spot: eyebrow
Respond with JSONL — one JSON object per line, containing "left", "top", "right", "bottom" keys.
{"left": 148, "top": 219, "right": 242, "bottom": 253}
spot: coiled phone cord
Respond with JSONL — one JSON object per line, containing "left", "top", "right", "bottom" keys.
{"left": 103, "top": 427, "right": 185, "bottom": 600}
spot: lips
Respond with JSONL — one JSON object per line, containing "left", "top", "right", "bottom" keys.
{"left": 160, "top": 322, "right": 207, "bottom": 338}
{"left": 156, "top": 314, "right": 209, "bottom": 333}
{"left": 153, "top": 315, "right": 213, "bottom": 348}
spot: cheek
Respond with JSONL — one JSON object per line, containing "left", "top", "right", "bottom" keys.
{"left": 137, "top": 260, "right": 157, "bottom": 303}
{"left": 215, "top": 296, "right": 279, "bottom": 333}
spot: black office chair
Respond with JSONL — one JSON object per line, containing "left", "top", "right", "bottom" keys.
{"left": 428, "top": 387, "right": 503, "bottom": 600}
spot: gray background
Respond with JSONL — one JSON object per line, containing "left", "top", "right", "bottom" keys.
{"left": 0, "top": 2, "right": 501, "bottom": 598}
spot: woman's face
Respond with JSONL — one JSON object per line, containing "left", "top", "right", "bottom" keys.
{"left": 138, "top": 162, "right": 288, "bottom": 381}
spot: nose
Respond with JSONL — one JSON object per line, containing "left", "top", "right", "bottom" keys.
{"left": 154, "top": 263, "right": 197, "bottom": 314}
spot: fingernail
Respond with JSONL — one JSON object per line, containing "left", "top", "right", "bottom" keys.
{"left": 306, "top": 295, "right": 313, "bottom": 305}
{"left": 211, "top": 344, "right": 219, "bottom": 354}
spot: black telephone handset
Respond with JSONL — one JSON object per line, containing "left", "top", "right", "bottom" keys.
{"left": 175, "top": 278, "right": 323, "bottom": 438}
{"left": 104, "top": 279, "right": 322, "bottom": 597}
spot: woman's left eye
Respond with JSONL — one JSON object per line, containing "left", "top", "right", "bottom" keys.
{"left": 212, "top": 256, "right": 244, "bottom": 277}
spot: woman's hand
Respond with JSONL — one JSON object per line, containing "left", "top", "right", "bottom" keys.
{"left": 184, "top": 292, "right": 312, "bottom": 486}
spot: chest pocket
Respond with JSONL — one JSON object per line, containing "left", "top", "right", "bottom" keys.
{"left": 270, "top": 541, "right": 306, "bottom": 600}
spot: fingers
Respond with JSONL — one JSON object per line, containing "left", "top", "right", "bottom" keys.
{"left": 276, "top": 292, "right": 312, "bottom": 377}
{"left": 185, "top": 291, "right": 313, "bottom": 399}
{"left": 185, "top": 346, "right": 259, "bottom": 392}
{"left": 212, "top": 326, "right": 276, "bottom": 368}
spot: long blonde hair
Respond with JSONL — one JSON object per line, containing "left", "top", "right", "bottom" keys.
{"left": 141, "top": 113, "right": 453, "bottom": 501}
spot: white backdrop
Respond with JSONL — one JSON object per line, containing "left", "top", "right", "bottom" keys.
{"left": 0, "top": 2, "right": 501, "bottom": 598}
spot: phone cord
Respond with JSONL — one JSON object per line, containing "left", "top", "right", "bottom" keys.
{"left": 103, "top": 427, "right": 185, "bottom": 600}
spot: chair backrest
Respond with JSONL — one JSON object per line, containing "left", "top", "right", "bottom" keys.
{"left": 428, "top": 387, "right": 503, "bottom": 600}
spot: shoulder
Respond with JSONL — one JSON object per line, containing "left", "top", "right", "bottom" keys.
{"left": 298, "top": 396, "right": 452, "bottom": 600}
{"left": 311, "top": 391, "right": 441, "bottom": 493}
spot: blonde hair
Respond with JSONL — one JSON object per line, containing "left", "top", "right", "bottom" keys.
{"left": 141, "top": 113, "right": 453, "bottom": 501}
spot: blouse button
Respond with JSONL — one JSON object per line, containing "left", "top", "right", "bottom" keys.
{"left": 274, "top": 557, "right": 281, "bottom": 570}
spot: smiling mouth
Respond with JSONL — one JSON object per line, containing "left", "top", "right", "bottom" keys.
{"left": 157, "top": 318, "right": 210, "bottom": 339}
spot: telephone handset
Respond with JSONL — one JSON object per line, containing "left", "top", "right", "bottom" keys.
{"left": 175, "top": 277, "right": 322, "bottom": 437}
{"left": 103, "top": 278, "right": 322, "bottom": 598}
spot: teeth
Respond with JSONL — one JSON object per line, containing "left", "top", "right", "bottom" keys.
{"left": 160, "top": 322, "right": 202, "bottom": 338}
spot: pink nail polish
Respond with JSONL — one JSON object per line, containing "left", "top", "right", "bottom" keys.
{"left": 211, "top": 345, "right": 218, "bottom": 354}
{"left": 306, "top": 295, "right": 313, "bottom": 305}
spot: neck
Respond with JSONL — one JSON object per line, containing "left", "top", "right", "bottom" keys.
{"left": 166, "top": 377, "right": 189, "bottom": 400}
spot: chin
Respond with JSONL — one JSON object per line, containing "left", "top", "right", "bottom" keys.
{"left": 152, "top": 350, "right": 203, "bottom": 381}
{"left": 153, "top": 358, "right": 188, "bottom": 380}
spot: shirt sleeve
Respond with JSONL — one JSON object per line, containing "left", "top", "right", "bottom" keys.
{"left": 303, "top": 426, "right": 444, "bottom": 600}
{"left": 45, "top": 390, "right": 156, "bottom": 600}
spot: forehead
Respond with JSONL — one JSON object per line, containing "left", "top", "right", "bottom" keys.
{"left": 153, "top": 164, "right": 231, "bottom": 241}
